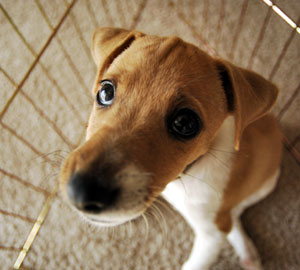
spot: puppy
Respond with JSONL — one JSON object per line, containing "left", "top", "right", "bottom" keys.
{"left": 59, "top": 28, "right": 282, "bottom": 270}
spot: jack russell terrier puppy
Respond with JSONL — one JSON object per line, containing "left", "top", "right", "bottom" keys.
{"left": 60, "top": 28, "right": 282, "bottom": 270}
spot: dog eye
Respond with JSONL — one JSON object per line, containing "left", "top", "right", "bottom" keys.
{"left": 96, "top": 80, "right": 116, "bottom": 106}
{"left": 167, "top": 108, "right": 202, "bottom": 139}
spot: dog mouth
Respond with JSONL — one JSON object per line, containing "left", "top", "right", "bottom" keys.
{"left": 85, "top": 212, "right": 141, "bottom": 227}
{"left": 88, "top": 217, "right": 122, "bottom": 226}
{"left": 63, "top": 163, "right": 155, "bottom": 227}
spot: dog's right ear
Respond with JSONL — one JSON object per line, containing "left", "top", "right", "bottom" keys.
{"left": 215, "top": 59, "right": 278, "bottom": 151}
{"left": 91, "top": 27, "right": 144, "bottom": 76}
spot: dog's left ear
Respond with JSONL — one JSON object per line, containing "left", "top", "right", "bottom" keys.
{"left": 91, "top": 27, "right": 145, "bottom": 76}
{"left": 215, "top": 60, "right": 279, "bottom": 150}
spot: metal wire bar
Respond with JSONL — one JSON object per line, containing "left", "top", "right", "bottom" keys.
{"left": 0, "top": 1, "right": 85, "bottom": 127}
{"left": 13, "top": 184, "right": 59, "bottom": 270}
{"left": 0, "top": 4, "right": 34, "bottom": 57}
{"left": 277, "top": 82, "right": 300, "bottom": 120}
{"left": 261, "top": 0, "right": 300, "bottom": 34}
{"left": 291, "top": 135, "right": 300, "bottom": 149}
{"left": 22, "top": 91, "right": 75, "bottom": 149}
{"left": 0, "top": 168, "right": 50, "bottom": 196}
{"left": 85, "top": 0, "right": 99, "bottom": 28}
{"left": 215, "top": 0, "right": 226, "bottom": 52}
{"left": 0, "top": 67, "right": 75, "bottom": 149}
{"left": 33, "top": 0, "right": 89, "bottom": 126}
{"left": 72, "top": 0, "right": 148, "bottom": 146}
{"left": 0, "top": 209, "right": 35, "bottom": 224}
{"left": 201, "top": 0, "right": 209, "bottom": 38}
{"left": 283, "top": 136, "right": 300, "bottom": 166}
{"left": 129, "top": 0, "right": 147, "bottom": 30}
{"left": 247, "top": 6, "right": 272, "bottom": 69}
{"left": 63, "top": 0, "right": 95, "bottom": 69}
{"left": 1, "top": 5, "right": 78, "bottom": 268}
{"left": 0, "top": 0, "right": 77, "bottom": 120}
{"left": 229, "top": 0, "right": 249, "bottom": 61}
{"left": 0, "top": 245, "right": 22, "bottom": 252}
{"left": 74, "top": 128, "right": 86, "bottom": 148}
{"left": 269, "top": 17, "right": 300, "bottom": 81}
{"left": 0, "top": 120, "right": 53, "bottom": 165}
{"left": 186, "top": 0, "right": 195, "bottom": 22}
{"left": 0, "top": 2, "right": 298, "bottom": 270}
{"left": 174, "top": 0, "right": 217, "bottom": 57}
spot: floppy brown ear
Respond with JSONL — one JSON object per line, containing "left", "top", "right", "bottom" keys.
{"left": 216, "top": 60, "right": 279, "bottom": 150}
{"left": 91, "top": 27, "right": 144, "bottom": 76}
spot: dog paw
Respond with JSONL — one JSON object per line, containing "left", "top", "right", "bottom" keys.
{"left": 241, "top": 256, "right": 263, "bottom": 270}
{"left": 182, "top": 262, "right": 209, "bottom": 270}
{"left": 239, "top": 236, "right": 263, "bottom": 270}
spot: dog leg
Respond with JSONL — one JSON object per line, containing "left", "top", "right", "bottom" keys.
{"left": 182, "top": 225, "right": 225, "bottom": 270}
{"left": 227, "top": 169, "right": 280, "bottom": 270}
{"left": 174, "top": 200, "right": 226, "bottom": 270}
{"left": 227, "top": 218, "right": 262, "bottom": 270}
{"left": 163, "top": 172, "right": 229, "bottom": 270}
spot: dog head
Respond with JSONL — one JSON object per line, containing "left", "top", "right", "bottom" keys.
{"left": 59, "top": 28, "right": 278, "bottom": 226}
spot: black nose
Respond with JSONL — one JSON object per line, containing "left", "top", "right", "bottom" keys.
{"left": 67, "top": 172, "right": 119, "bottom": 214}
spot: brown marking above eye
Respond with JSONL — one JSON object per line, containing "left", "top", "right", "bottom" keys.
{"left": 100, "top": 35, "right": 136, "bottom": 78}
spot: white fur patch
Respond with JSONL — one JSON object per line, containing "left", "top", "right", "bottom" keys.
{"left": 162, "top": 116, "right": 236, "bottom": 269}
{"left": 162, "top": 116, "right": 236, "bottom": 223}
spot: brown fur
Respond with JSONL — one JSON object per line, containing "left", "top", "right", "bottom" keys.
{"left": 215, "top": 115, "right": 282, "bottom": 233}
{"left": 59, "top": 28, "right": 281, "bottom": 230}
{"left": 60, "top": 28, "right": 230, "bottom": 203}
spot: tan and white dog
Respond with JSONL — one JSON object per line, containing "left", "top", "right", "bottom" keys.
{"left": 59, "top": 28, "right": 282, "bottom": 270}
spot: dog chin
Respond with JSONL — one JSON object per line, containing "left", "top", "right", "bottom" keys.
{"left": 83, "top": 212, "right": 143, "bottom": 227}
{"left": 86, "top": 217, "right": 125, "bottom": 227}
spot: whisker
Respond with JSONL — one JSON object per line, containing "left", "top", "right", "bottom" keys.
{"left": 181, "top": 172, "right": 221, "bottom": 199}
{"left": 111, "top": 224, "right": 116, "bottom": 240}
{"left": 209, "top": 147, "right": 237, "bottom": 154}
{"left": 177, "top": 175, "right": 189, "bottom": 195}
{"left": 141, "top": 212, "right": 149, "bottom": 239}
{"left": 209, "top": 147, "right": 248, "bottom": 159}
{"left": 153, "top": 197, "right": 175, "bottom": 217}
{"left": 150, "top": 202, "right": 168, "bottom": 245}
{"left": 29, "top": 148, "right": 71, "bottom": 168}
{"left": 128, "top": 219, "right": 133, "bottom": 237}
{"left": 208, "top": 151, "right": 231, "bottom": 170}
{"left": 121, "top": 221, "right": 126, "bottom": 237}
{"left": 42, "top": 149, "right": 70, "bottom": 159}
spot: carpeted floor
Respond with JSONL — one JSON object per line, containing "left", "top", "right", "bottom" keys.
{"left": 1, "top": 0, "right": 300, "bottom": 269}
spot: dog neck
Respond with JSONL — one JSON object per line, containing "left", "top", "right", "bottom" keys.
{"left": 162, "top": 116, "right": 235, "bottom": 221}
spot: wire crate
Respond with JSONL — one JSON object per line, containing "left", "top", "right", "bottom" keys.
{"left": 0, "top": 0, "right": 299, "bottom": 269}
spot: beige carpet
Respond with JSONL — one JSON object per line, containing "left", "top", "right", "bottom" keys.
{"left": 1, "top": 0, "right": 300, "bottom": 269}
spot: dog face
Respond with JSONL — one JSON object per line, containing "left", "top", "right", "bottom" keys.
{"left": 59, "top": 28, "right": 278, "bottom": 226}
